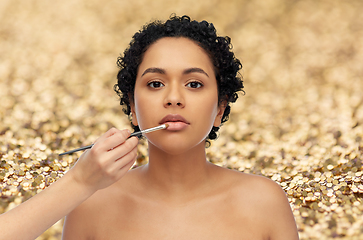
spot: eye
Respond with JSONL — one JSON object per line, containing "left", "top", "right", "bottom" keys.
{"left": 186, "top": 81, "right": 203, "bottom": 89}
{"left": 147, "top": 81, "right": 165, "bottom": 88}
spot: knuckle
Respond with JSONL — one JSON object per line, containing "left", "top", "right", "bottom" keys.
{"left": 95, "top": 160, "right": 104, "bottom": 170}
{"left": 89, "top": 145, "right": 101, "bottom": 157}
{"left": 123, "top": 140, "right": 134, "bottom": 150}
{"left": 118, "top": 131, "right": 128, "bottom": 141}
{"left": 104, "top": 168, "right": 113, "bottom": 178}
{"left": 121, "top": 130, "right": 131, "bottom": 139}
{"left": 103, "top": 128, "right": 114, "bottom": 137}
{"left": 106, "top": 127, "right": 120, "bottom": 137}
{"left": 111, "top": 134, "right": 125, "bottom": 146}
{"left": 106, "top": 167, "right": 119, "bottom": 180}
{"left": 108, "top": 127, "right": 118, "bottom": 133}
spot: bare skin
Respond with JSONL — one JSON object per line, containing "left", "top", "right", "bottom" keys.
{"left": 0, "top": 129, "right": 139, "bottom": 240}
{"left": 63, "top": 37, "right": 299, "bottom": 239}
{"left": 63, "top": 164, "right": 298, "bottom": 240}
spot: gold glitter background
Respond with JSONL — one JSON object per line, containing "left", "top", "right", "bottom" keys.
{"left": 1, "top": 0, "right": 363, "bottom": 239}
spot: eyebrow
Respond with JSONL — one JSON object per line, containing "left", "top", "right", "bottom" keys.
{"left": 141, "top": 67, "right": 165, "bottom": 77}
{"left": 141, "top": 67, "right": 209, "bottom": 78}
{"left": 183, "top": 67, "right": 209, "bottom": 77}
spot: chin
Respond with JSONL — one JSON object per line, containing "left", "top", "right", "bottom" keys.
{"left": 147, "top": 137, "right": 206, "bottom": 156}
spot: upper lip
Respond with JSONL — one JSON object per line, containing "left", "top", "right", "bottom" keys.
{"left": 159, "top": 114, "right": 190, "bottom": 125}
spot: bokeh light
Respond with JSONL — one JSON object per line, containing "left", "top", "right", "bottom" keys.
{"left": 1, "top": 0, "right": 362, "bottom": 239}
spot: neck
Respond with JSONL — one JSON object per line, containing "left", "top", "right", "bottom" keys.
{"left": 141, "top": 140, "right": 214, "bottom": 202}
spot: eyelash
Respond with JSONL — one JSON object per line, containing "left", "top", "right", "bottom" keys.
{"left": 147, "top": 80, "right": 204, "bottom": 89}
{"left": 147, "top": 81, "right": 164, "bottom": 88}
{"left": 186, "top": 81, "right": 203, "bottom": 89}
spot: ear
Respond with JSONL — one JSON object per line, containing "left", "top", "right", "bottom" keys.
{"left": 130, "top": 101, "right": 139, "bottom": 126}
{"left": 213, "top": 101, "right": 227, "bottom": 127}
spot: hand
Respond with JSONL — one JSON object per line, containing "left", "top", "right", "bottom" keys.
{"left": 68, "top": 128, "right": 139, "bottom": 193}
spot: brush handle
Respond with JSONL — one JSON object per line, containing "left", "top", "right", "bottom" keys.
{"left": 58, "top": 132, "right": 142, "bottom": 156}
{"left": 58, "top": 145, "right": 93, "bottom": 156}
{"left": 58, "top": 124, "right": 167, "bottom": 156}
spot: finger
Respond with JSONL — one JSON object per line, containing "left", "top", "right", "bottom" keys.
{"left": 110, "top": 138, "right": 138, "bottom": 169}
{"left": 123, "top": 155, "right": 137, "bottom": 170}
{"left": 114, "top": 149, "right": 138, "bottom": 178}
{"left": 109, "top": 158, "right": 137, "bottom": 183}
{"left": 107, "top": 136, "right": 139, "bottom": 161}
{"left": 93, "top": 128, "right": 130, "bottom": 146}
{"left": 107, "top": 130, "right": 134, "bottom": 151}
{"left": 107, "top": 144, "right": 137, "bottom": 177}
{"left": 93, "top": 129, "right": 131, "bottom": 152}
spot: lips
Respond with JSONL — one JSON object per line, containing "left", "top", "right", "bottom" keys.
{"left": 159, "top": 114, "right": 190, "bottom": 131}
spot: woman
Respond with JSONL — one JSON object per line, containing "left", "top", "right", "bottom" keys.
{"left": 63, "top": 15, "right": 299, "bottom": 239}
{"left": 0, "top": 15, "right": 299, "bottom": 240}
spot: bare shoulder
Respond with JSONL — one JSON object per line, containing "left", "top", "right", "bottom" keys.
{"left": 230, "top": 170, "right": 288, "bottom": 203}
{"left": 214, "top": 166, "right": 299, "bottom": 240}
{"left": 215, "top": 168, "right": 287, "bottom": 211}
{"left": 62, "top": 169, "right": 141, "bottom": 239}
{"left": 213, "top": 166, "right": 285, "bottom": 198}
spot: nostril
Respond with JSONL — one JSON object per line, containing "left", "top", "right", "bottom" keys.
{"left": 166, "top": 101, "right": 183, "bottom": 107}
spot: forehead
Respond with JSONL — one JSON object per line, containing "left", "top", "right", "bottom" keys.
{"left": 137, "top": 37, "right": 215, "bottom": 76}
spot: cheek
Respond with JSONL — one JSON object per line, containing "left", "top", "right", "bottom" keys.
{"left": 199, "top": 105, "right": 217, "bottom": 122}
{"left": 134, "top": 100, "right": 147, "bottom": 125}
{"left": 197, "top": 94, "right": 219, "bottom": 117}
{"left": 133, "top": 93, "right": 159, "bottom": 127}
{"left": 192, "top": 97, "right": 219, "bottom": 130}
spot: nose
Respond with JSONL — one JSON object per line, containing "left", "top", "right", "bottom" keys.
{"left": 163, "top": 83, "right": 185, "bottom": 108}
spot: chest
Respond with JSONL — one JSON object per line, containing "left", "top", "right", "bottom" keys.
{"left": 90, "top": 197, "right": 266, "bottom": 240}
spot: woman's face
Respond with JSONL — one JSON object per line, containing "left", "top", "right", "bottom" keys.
{"left": 131, "top": 37, "right": 225, "bottom": 154}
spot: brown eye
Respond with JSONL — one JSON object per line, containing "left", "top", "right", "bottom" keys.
{"left": 186, "top": 81, "right": 203, "bottom": 89}
{"left": 147, "top": 81, "right": 164, "bottom": 88}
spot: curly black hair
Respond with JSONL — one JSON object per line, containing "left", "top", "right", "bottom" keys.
{"left": 114, "top": 14, "right": 244, "bottom": 143}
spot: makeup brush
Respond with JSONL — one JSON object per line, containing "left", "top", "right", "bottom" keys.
{"left": 59, "top": 124, "right": 169, "bottom": 156}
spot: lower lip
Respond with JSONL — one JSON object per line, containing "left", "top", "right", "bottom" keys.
{"left": 164, "top": 121, "right": 189, "bottom": 131}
